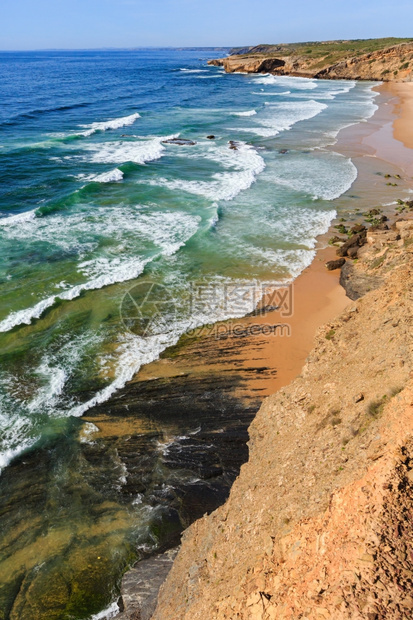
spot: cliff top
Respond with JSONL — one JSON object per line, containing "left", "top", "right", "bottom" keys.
{"left": 210, "top": 38, "right": 413, "bottom": 81}
{"left": 230, "top": 37, "right": 413, "bottom": 62}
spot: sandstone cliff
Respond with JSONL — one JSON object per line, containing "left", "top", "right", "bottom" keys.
{"left": 153, "top": 218, "right": 413, "bottom": 619}
{"left": 208, "top": 39, "right": 413, "bottom": 82}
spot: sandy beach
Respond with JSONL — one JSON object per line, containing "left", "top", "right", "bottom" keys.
{"left": 390, "top": 82, "right": 413, "bottom": 150}
{"left": 126, "top": 80, "right": 413, "bottom": 405}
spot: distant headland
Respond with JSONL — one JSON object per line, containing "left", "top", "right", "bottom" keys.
{"left": 208, "top": 37, "right": 413, "bottom": 81}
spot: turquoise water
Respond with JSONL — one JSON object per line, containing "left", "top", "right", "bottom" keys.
{"left": 0, "top": 50, "right": 380, "bottom": 472}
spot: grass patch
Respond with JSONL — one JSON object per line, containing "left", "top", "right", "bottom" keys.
{"left": 389, "top": 385, "right": 403, "bottom": 397}
{"left": 370, "top": 254, "right": 386, "bottom": 269}
{"left": 367, "top": 396, "right": 387, "bottom": 417}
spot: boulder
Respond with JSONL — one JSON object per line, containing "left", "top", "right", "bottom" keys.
{"left": 347, "top": 246, "right": 359, "bottom": 259}
{"left": 326, "top": 258, "right": 346, "bottom": 271}
{"left": 336, "top": 233, "right": 366, "bottom": 257}
{"left": 328, "top": 235, "right": 345, "bottom": 246}
{"left": 229, "top": 140, "right": 241, "bottom": 150}
{"left": 162, "top": 138, "right": 196, "bottom": 146}
{"left": 350, "top": 224, "right": 366, "bottom": 235}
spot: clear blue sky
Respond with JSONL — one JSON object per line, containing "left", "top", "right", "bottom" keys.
{"left": 1, "top": 0, "right": 413, "bottom": 50}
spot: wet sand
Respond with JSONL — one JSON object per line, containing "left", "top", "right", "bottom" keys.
{"left": 390, "top": 82, "right": 413, "bottom": 151}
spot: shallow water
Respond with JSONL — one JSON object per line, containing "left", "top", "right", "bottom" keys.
{"left": 0, "top": 49, "right": 392, "bottom": 618}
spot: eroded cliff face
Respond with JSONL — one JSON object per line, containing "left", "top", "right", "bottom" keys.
{"left": 153, "top": 220, "right": 413, "bottom": 619}
{"left": 208, "top": 42, "right": 413, "bottom": 82}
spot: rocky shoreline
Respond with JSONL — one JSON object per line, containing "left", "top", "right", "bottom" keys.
{"left": 150, "top": 202, "right": 413, "bottom": 619}
{"left": 109, "top": 186, "right": 413, "bottom": 618}
{"left": 208, "top": 40, "right": 413, "bottom": 82}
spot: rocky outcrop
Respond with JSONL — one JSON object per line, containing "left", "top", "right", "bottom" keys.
{"left": 317, "top": 43, "right": 413, "bottom": 81}
{"left": 208, "top": 40, "right": 413, "bottom": 82}
{"left": 153, "top": 220, "right": 413, "bottom": 618}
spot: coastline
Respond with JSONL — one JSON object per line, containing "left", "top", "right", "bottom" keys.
{"left": 113, "top": 82, "right": 413, "bottom": 619}
{"left": 150, "top": 82, "right": 413, "bottom": 620}
{"left": 1, "top": 76, "right": 411, "bottom": 620}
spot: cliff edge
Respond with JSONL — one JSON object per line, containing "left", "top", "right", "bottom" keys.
{"left": 208, "top": 38, "right": 413, "bottom": 82}
{"left": 152, "top": 218, "right": 413, "bottom": 619}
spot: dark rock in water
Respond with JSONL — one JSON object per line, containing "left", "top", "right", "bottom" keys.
{"left": 326, "top": 258, "right": 346, "bottom": 271}
{"left": 229, "top": 140, "right": 241, "bottom": 151}
{"left": 328, "top": 235, "right": 345, "bottom": 246}
{"left": 206, "top": 135, "right": 215, "bottom": 139}
{"left": 279, "top": 149, "right": 288, "bottom": 154}
{"left": 115, "top": 548, "right": 178, "bottom": 620}
{"left": 364, "top": 208, "right": 381, "bottom": 217}
{"left": 162, "top": 138, "right": 197, "bottom": 146}
{"left": 334, "top": 224, "right": 348, "bottom": 235}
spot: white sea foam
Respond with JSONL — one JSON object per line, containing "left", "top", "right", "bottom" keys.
{"left": 253, "top": 74, "right": 318, "bottom": 89}
{"left": 260, "top": 204, "right": 336, "bottom": 249}
{"left": 232, "top": 110, "right": 257, "bottom": 117}
{"left": 92, "top": 168, "right": 124, "bottom": 183}
{"left": 245, "top": 100, "right": 327, "bottom": 137}
{"left": 27, "top": 362, "right": 67, "bottom": 413}
{"left": 85, "top": 135, "right": 176, "bottom": 165}
{"left": 68, "top": 272, "right": 282, "bottom": 419}
{"left": 179, "top": 68, "right": 208, "bottom": 73}
{"left": 270, "top": 151, "right": 358, "bottom": 200}
{"left": 252, "top": 90, "right": 291, "bottom": 96}
{"left": 147, "top": 142, "right": 265, "bottom": 201}
{"left": 0, "top": 439, "right": 37, "bottom": 473}
{"left": 0, "top": 257, "right": 150, "bottom": 333}
{"left": 79, "top": 113, "right": 141, "bottom": 137}
{"left": 69, "top": 332, "right": 176, "bottom": 417}
{"left": 0, "top": 203, "right": 199, "bottom": 254}
{"left": 0, "top": 385, "right": 39, "bottom": 473}
{"left": 281, "top": 82, "right": 356, "bottom": 101}
{"left": 0, "top": 210, "right": 201, "bottom": 332}
{"left": 0, "top": 209, "right": 37, "bottom": 226}
{"left": 89, "top": 601, "right": 120, "bottom": 620}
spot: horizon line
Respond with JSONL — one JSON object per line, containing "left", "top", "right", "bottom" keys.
{"left": 0, "top": 46, "right": 233, "bottom": 53}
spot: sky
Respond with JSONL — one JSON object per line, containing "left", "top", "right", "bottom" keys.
{"left": 1, "top": 0, "right": 413, "bottom": 51}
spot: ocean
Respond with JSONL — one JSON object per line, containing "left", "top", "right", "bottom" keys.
{"left": 0, "top": 49, "right": 379, "bottom": 618}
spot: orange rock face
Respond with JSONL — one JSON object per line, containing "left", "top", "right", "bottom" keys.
{"left": 208, "top": 42, "right": 413, "bottom": 82}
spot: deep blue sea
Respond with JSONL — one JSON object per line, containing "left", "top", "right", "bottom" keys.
{"left": 0, "top": 49, "right": 380, "bottom": 618}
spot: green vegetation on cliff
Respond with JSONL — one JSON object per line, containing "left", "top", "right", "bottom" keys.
{"left": 230, "top": 38, "right": 413, "bottom": 63}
